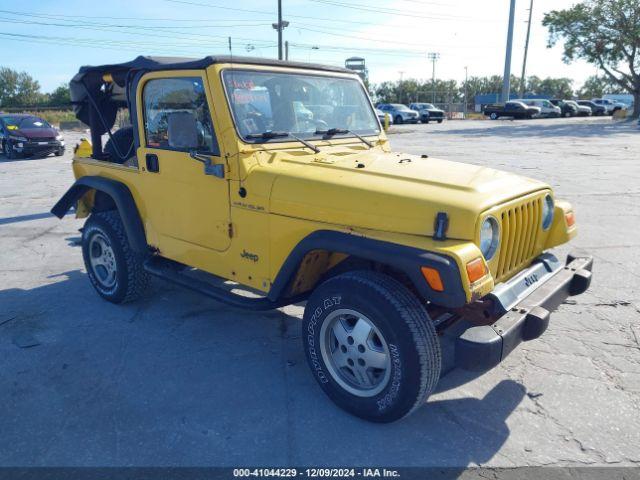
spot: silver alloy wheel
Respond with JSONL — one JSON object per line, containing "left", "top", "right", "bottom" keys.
{"left": 320, "top": 309, "right": 392, "bottom": 397}
{"left": 88, "top": 233, "right": 117, "bottom": 289}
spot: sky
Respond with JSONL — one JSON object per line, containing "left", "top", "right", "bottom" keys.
{"left": 0, "top": 0, "right": 597, "bottom": 93}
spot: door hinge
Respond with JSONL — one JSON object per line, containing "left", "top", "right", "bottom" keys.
{"left": 228, "top": 223, "right": 234, "bottom": 238}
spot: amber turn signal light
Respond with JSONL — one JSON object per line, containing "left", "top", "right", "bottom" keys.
{"left": 466, "top": 258, "right": 487, "bottom": 283}
{"left": 565, "top": 211, "right": 575, "bottom": 227}
{"left": 421, "top": 266, "right": 444, "bottom": 292}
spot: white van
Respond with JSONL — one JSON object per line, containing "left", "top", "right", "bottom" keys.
{"left": 512, "top": 99, "right": 561, "bottom": 118}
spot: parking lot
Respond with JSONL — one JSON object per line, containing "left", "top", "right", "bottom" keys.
{"left": 1, "top": 117, "right": 639, "bottom": 467}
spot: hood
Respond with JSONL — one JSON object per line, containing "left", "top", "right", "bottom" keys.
{"left": 269, "top": 149, "right": 548, "bottom": 240}
{"left": 12, "top": 127, "right": 58, "bottom": 139}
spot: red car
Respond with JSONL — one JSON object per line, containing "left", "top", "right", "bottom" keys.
{"left": 0, "top": 113, "right": 65, "bottom": 159}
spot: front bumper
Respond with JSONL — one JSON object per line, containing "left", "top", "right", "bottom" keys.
{"left": 441, "top": 252, "right": 593, "bottom": 373}
{"left": 13, "top": 140, "right": 64, "bottom": 156}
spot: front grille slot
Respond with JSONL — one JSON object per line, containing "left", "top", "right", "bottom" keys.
{"left": 496, "top": 196, "right": 542, "bottom": 280}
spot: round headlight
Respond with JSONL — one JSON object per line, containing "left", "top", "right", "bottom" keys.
{"left": 542, "top": 194, "right": 554, "bottom": 230}
{"left": 479, "top": 216, "right": 500, "bottom": 260}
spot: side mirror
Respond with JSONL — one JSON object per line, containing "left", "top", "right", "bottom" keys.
{"left": 167, "top": 111, "right": 198, "bottom": 150}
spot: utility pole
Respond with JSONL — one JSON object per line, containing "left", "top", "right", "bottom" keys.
{"left": 272, "top": 0, "right": 289, "bottom": 60}
{"left": 502, "top": 0, "right": 516, "bottom": 102}
{"left": 519, "top": 0, "right": 534, "bottom": 98}
{"left": 398, "top": 71, "right": 404, "bottom": 103}
{"left": 464, "top": 66, "right": 468, "bottom": 118}
{"left": 285, "top": 41, "right": 289, "bottom": 61}
{"left": 428, "top": 52, "right": 440, "bottom": 103}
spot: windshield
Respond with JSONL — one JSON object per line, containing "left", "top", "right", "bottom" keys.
{"left": 223, "top": 69, "right": 379, "bottom": 142}
{"left": 5, "top": 116, "right": 51, "bottom": 129}
{"left": 391, "top": 104, "right": 410, "bottom": 111}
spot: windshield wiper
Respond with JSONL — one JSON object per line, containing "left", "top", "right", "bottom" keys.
{"left": 246, "top": 130, "right": 320, "bottom": 153}
{"left": 315, "top": 128, "right": 374, "bottom": 149}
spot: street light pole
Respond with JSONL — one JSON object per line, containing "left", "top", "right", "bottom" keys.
{"left": 272, "top": 0, "right": 289, "bottom": 60}
{"left": 502, "top": 0, "right": 516, "bottom": 102}
{"left": 519, "top": 0, "right": 534, "bottom": 98}
{"left": 464, "top": 66, "right": 468, "bottom": 118}
{"left": 277, "top": 0, "right": 283, "bottom": 60}
{"left": 428, "top": 52, "right": 440, "bottom": 103}
{"left": 398, "top": 71, "right": 404, "bottom": 103}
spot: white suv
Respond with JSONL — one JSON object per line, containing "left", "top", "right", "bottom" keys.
{"left": 592, "top": 98, "right": 625, "bottom": 115}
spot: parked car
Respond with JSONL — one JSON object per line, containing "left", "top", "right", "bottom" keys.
{"left": 0, "top": 113, "right": 65, "bottom": 159}
{"left": 550, "top": 99, "right": 578, "bottom": 118}
{"left": 375, "top": 108, "right": 393, "bottom": 126}
{"left": 603, "top": 94, "right": 634, "bottom": 110}
{"left": 564, "top": 100, "right": 592, "bottom": 117}
{"left": 483, "top": 101, "right": 540, "bottom": 120}
{"left": 592, "top": 98, "right": 625, "bottom": 115}
{"left": 51, "top": 55, "right": 591, "bottom": 423}
{"left": 577, "top": 100, "right": 607, "bottom": 116}
{"left": 514, "top": 99, "right": 561, "bottom": 118}
{"left": 376, "top": 103, "right": 419, "bottom": 124}
{"left": 408, "top": 103, "right": 445, "bottom": 123}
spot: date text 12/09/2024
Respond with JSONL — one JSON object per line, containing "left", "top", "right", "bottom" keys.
{"left": 233, "top": 468, "right": 400, "bottom": 478}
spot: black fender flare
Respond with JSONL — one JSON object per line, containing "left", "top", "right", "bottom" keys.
{"left": 51, "top": 176, "right": 148, "bottom": 253}
{"left": 268, "top": 230, "right": 467, "bottom": 308}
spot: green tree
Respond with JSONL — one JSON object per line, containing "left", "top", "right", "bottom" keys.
{"left": 577, "top": 75, "right": 626, "bottom": 98}
{"left": 543, "top": 0, "right": 640, "bottom": 117}
{"left": 48, "top": 84, "right": 71, "bottom": 106}
{"left": 0, "top": 67, "right": 44, "bottom": 107}
{"left": 525, "top": 76, "right": 574, "bottom": 98}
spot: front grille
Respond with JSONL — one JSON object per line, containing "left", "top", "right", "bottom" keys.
{"left": 495, "top": 196, "right": 543, "bottom": 280}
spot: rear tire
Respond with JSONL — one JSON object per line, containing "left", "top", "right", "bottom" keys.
{"left": 82, "top": 210, "right": 148, "bottom": 304}
{"left": 437, "top": 119, "right": 443, "bottom": 123}
{"left": 490, "top": 112, "right": 498, "bottom": 120}
{"left": 302, "top": 270, "right": 441, "bottom": 423}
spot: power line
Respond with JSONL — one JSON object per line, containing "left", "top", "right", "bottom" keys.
{"left": 161, "top": 0, "right": 475, "bottom": 26}
{"left": 293, "top": 24, "right": 500, "bottom": 50}
{"left": 307, "top": 0, "right": 501, "bottom": 22}
{"left": 0, "top": 10, "right": 272, "bottom": 28}
{"left": 0, "top": 17, "right": 277, "bottom": 47}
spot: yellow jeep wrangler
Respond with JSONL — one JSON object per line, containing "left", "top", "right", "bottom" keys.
{"left": 52, "top": 56, "right": 592, "bottom": 422}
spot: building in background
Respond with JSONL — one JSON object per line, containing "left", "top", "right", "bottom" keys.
{"left": 345, "top": 57, "right": 368, "bottom": 83}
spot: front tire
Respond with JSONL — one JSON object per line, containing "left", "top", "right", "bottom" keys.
{"left": 490, "top": 112, "right": 498, "bottom": 120}
{"left": 394, "top": 115, "right": 403, "bottom": 125}
{"left": 302, "top": 271, "right": 441, "bottom": 423}
{"left": 3, "top": 141, "right": 17, "bottom": 159}
{"left": 437, "top": 119, "right": 443, "bottom": 123}
{"left": 82, "top": 210, "right": 149, "bottom": 304}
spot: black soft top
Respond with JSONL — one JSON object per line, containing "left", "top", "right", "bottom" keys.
{"left": 70, "top": 55, "right": 355, "bottom": 136}
{"left": 77, "top": 55, "right": 353, "bottom": 77}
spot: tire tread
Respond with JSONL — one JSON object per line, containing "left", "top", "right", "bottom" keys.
{"left": 88, "top": 210, "right": 148, "bottom": 303}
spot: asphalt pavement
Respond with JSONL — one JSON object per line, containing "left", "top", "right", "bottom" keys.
{"left": 1, "top": 117, "right": 639, "bottom": 467}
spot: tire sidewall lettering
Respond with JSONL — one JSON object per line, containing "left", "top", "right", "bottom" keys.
{"left": 306, "top": 296, "right": 341, "bottom": 384}
{"left": 305, "top": 291, "right": 406, "bottom": 413}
